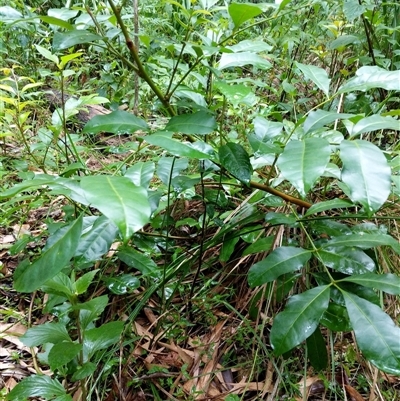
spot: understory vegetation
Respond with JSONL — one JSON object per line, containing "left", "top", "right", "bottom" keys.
{"left": 1, "top": 0, "right": 400, "bottom": 400}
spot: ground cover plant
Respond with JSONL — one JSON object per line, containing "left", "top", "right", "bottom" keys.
{"left": 0, "top": 0, "right": 400, "bottom": 400}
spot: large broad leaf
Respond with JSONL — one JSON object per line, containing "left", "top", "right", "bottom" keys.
{"left": 341, "top": 273, "right": 400, "bottom": 295}
{"left": 306, "top": 327, "right": 328, "bottom": 371}
{"left": 340, "top": 140, "right": 391, "bottom": 214}
{"left": 52, "top": 29, "right": 102, "bottom": 51}
{"left": 303, "top": 110, "right": 354, "bottom": 134}
{"left": 82, "top": 110, "right": 148, "bottom": 135}
{"left": 248, "top": 247, "right": 312, "bottom": 287}
{"left": 343, "top": 291, "right": 400, "bottom": 374}
{"left": 228, "top": 2, "right": 263, "bottom": 29}
{"left": 80, "top": 176, "right": 151, "bottom": 241}
{"left": 322, "top": 233, "right": 400, "bottom": 253}
{"left": 156, "top": 156, "right": 188, "bottom": 186}
{"left": 219, "top": 142, "right": 252, "bottom": 185}
{"left": 296, "top": 62, "right": 331, "bottom": 97}
{"left": 74, "top": 216, "right": 119, "bottom": 264}
{"left": 48, "top": 342, "right": 82, "bottom": 371}
{"left": 117, "top": 246, "right": 159, "bottom": 277}
{"left": 215, "top": 81, "right": 258, "bottom": 107}
{"left": 305, "top": 199, "right": 354, "bottom": 216}
{"left": 317, "top": 247, "right": 375, "bottom": 275}
{"left": 83, "top": 321, "right": 124, "bottom": 359}
{"left": 350, "top": 115, "right": 400, "bottom": 138}
{"left": 21, "top": 322, "right": 71, "bottom": 347}
{"left": 338, "top": 66, "right": 400, "bottom": 93}
{"left": 165, "top": 111, "right": 217, "bottom": 135}
{"left": 6, "top": 375, "right": 71, "bottom": 401}
{"left": 218, "top": 52, "right": 272, "bottom": 70}
{"left": 277, "top": 138, "right": 331, "bottom": 198}
{"left": 14, "top": 216, "right": 83, "bottom": 292}
{"left": 270, "top": 285, "right": 331, "bottom": 356}
{"left": 145, "top": 133, "right": 212, "bottom": 159}
{"left": 124, "top": 161, "right": 155, "bottom": 188}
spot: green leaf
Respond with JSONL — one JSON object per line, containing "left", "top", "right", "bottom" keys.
{"left": 350, "top": 115, "right": 400, "bottom": 138}
{"left": 340, "top": 140, "right": 391, "bottom": 214}
{"left": 74, "top": 295, "right": 109, "bottom": 330}
{"left": 296, "top": 62, "right": 331, "bottom": 97}
{"left": 218, "top": 52, "right": 271, "bottom": 70}
{"left": 39, "top": 16, "right": 74, "bottom": 30}
{"left": 52, "top": 29, "right": 102, "bottom": 51}
{"left": 34, "top": 44, "right": 59, "bottom": 64}
{"left": 306, "top": 327, "right": 328, "bottom": 371}
{"left": 277, "top": 138, "right": 331, "bottom": 198}
{"left": 75, "top": 216, "right": 119, "bottom": 264}
{"left": 343, "top": 291, "right": 400, "bottom": 374}
{"left": 303, "top": 110, "right": 354, "bottom": 134}
{"left": 71, "top": 362, "right": 97, "bottom": 381}
{"left": 80, "top": 176, "right": 151, "bottom": 241}
{"left": 317, "top": 247, "right": 375, "bottom": 275}
{"left": 338, "top": 66, "right": 400, "bottom": 93}
{"left": 41, "top": 272, "right": 75, "bottom": 298}
{"left": 305, "top": 199, "right": 354, "bottom": 216}
{"left": 48, "top": 342, "right": 82, "bottom": 371}
{"left": 117, "top": 246, "right": 159, "bottom": 277}
{"left": 320, "top": 302, "right": 351, "bottom": 332}
{"left": 83, "top": 321, "right": 124, "bottom": 359}
{"left": 156, "top": 156, "right": 188, "bottom": 186}
{"left": 228, "top": 3, "right": 263, "bottom": 29}
{"left": 219, "top": 142, "right": 252, "bottom": 184}
{"left": 242, "top": 236, "right": 274, "bottom": 256}
{"left": 75, "top": 270, "right": 100, "bottom": 295}
{"left": 270, "top": 285, "right": 330, "bottom": 356}
{"left": 322, "top": 233, "right": 400, "bottom": 252}
{"left": 82, "top": 110, "right": 148, "bottom": 135}
{"left": 248, "top": 247, "right": 312, "bottom": 287}
{"left": 220, "top": 235, "right": 240, "bottom": 262}
{"left": 103, "top": 274, "right": 140, "bottom": 295}
{"left": 165, "top": 111, "right": 217, "bottom": 135}
{"left": 341, "top": 273, "right": 400, "bottom": 295}
{"left": 215, "top": 81, "right": 257, "bottom": 107}
{"left": 145, "top": 133, "right": 212, "bottom": 159}
{"left": 124, "top": 161, "right": 155, "bottom": 188}
{"left": 14, "top": 216, "right": 83, "bottom": 292}
{"left": 21, "top": 322, "right": 71, "bottom": 347}
{"left": 6, "top": 375, "right": 71, "bottom": 401}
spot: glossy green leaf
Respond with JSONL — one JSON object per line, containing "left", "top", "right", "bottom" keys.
{"left": 71, "top": 362, "right": 97, "bottom": 381}
{"left": 75, "top": 216, "right": 119, "bottom": 264}
{"left": 21, "top": 322, "right": 71, "bottom": 347}
{"left": 228, "top": 3, "right": 263, "bottom": 29}
{"left": 215, "top": 81, "right": 257, "bottom": 107}
{"left": 306, "top": 327, "right": 328, "bottom": 371}
{"left": 165, "top": 111, "right": 217, "bottom": 134}
{"left": 296, "top": 62, "right": 331, "bottom": 97}
{"left": 242, "top": 236, "right": 274, "bottom": 256}
{"left": 340, "top": 140, "right": 391, "bottom": 214}
{"left": 322, "top": 233, "right": 400, "bottom": 252}
{"left": 265, "top": 212, "right": 297, "bottom": 226}
{"left": 35, "top": 44, "right": 59, "bottom": 64}
{"left": 277, "top": 138, "right": 331, "bottom": 198}
{"left": 338, "top": 66, "right": 400, "bottom": 93}
{"left": 0, "top": 175, "right": 58, "bottom": 200}
{"left": 14, "top": 216, "right": 83, "bottom": 292}
{"left": 117, "top": 246, "right": 159, "bottom": 277}
{"left": 219, "top": 142, "right": 253, "bottom": 185}
{"left": 48, "top": 342, "right": 82, "bottom": 371}
{"left": 145, "top": 133, "right": 212, "bottom": 159}
{"left": 303, "top": 110, "right": 354, "bottom": 134}
{"left": 156, "top": 156, "right": 188, "bottom": 186}
{"left": 341, "top": 273, "right": 400, "bottom": 295}
{"left": 74, "top": 296, "right": 109, "bottom": 329}
{"left": 343, "top": 291, "right": 400, "bottom": 374}
{"left": 75, "top": 270, "right": 100, "bottom": 295}
{"left": 39, "top": 16, "right": 74, "bottom": 30}
{"left": 317, "top": 247, "right": 375, "bottom": 274}
{"left": 52, "top": 29, "right": 102, "bottom": 51}
{"left": 41, "top": 272, "right": 74, "bottom": 298}
{"left": 320, "top": 302, "right": 351, "bottom": 332}
{"left": 82, "top": 110, "right": 148, "bottom": 135}
{"left": 218, "top": 52, "right": 271, "bottom": 70}
{"left": 83, "top": 321, "right": 124, "bottom": 359}
{"left": 80, "top": 176, "right": 151, "bottom": 241}
{"left": 248, "top": 247, "right": 312, "bottom": 287}
{"left": 103, "top": 274, "right": 140, "bottom": 295}
{"left": 6, "top": 375, "right": 71, "bottom": 401}
{"left": 270, "top": 285, "right": 330, "bottom": 356}
{"left": 350, "top": 115, "right": 400, "bottom": 138}
{"left": 305, "top": 199, "right": 354, "bottom": 216}
{"left": 220, "top": 235, "right": 240, "bottom": 262}
{"left": 124, "top": 161, "right": 155, "bottom": 188}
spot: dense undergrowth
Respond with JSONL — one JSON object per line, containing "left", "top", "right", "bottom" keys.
{"left": 0, "top": 0, "right": 400, "bottom": 400}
